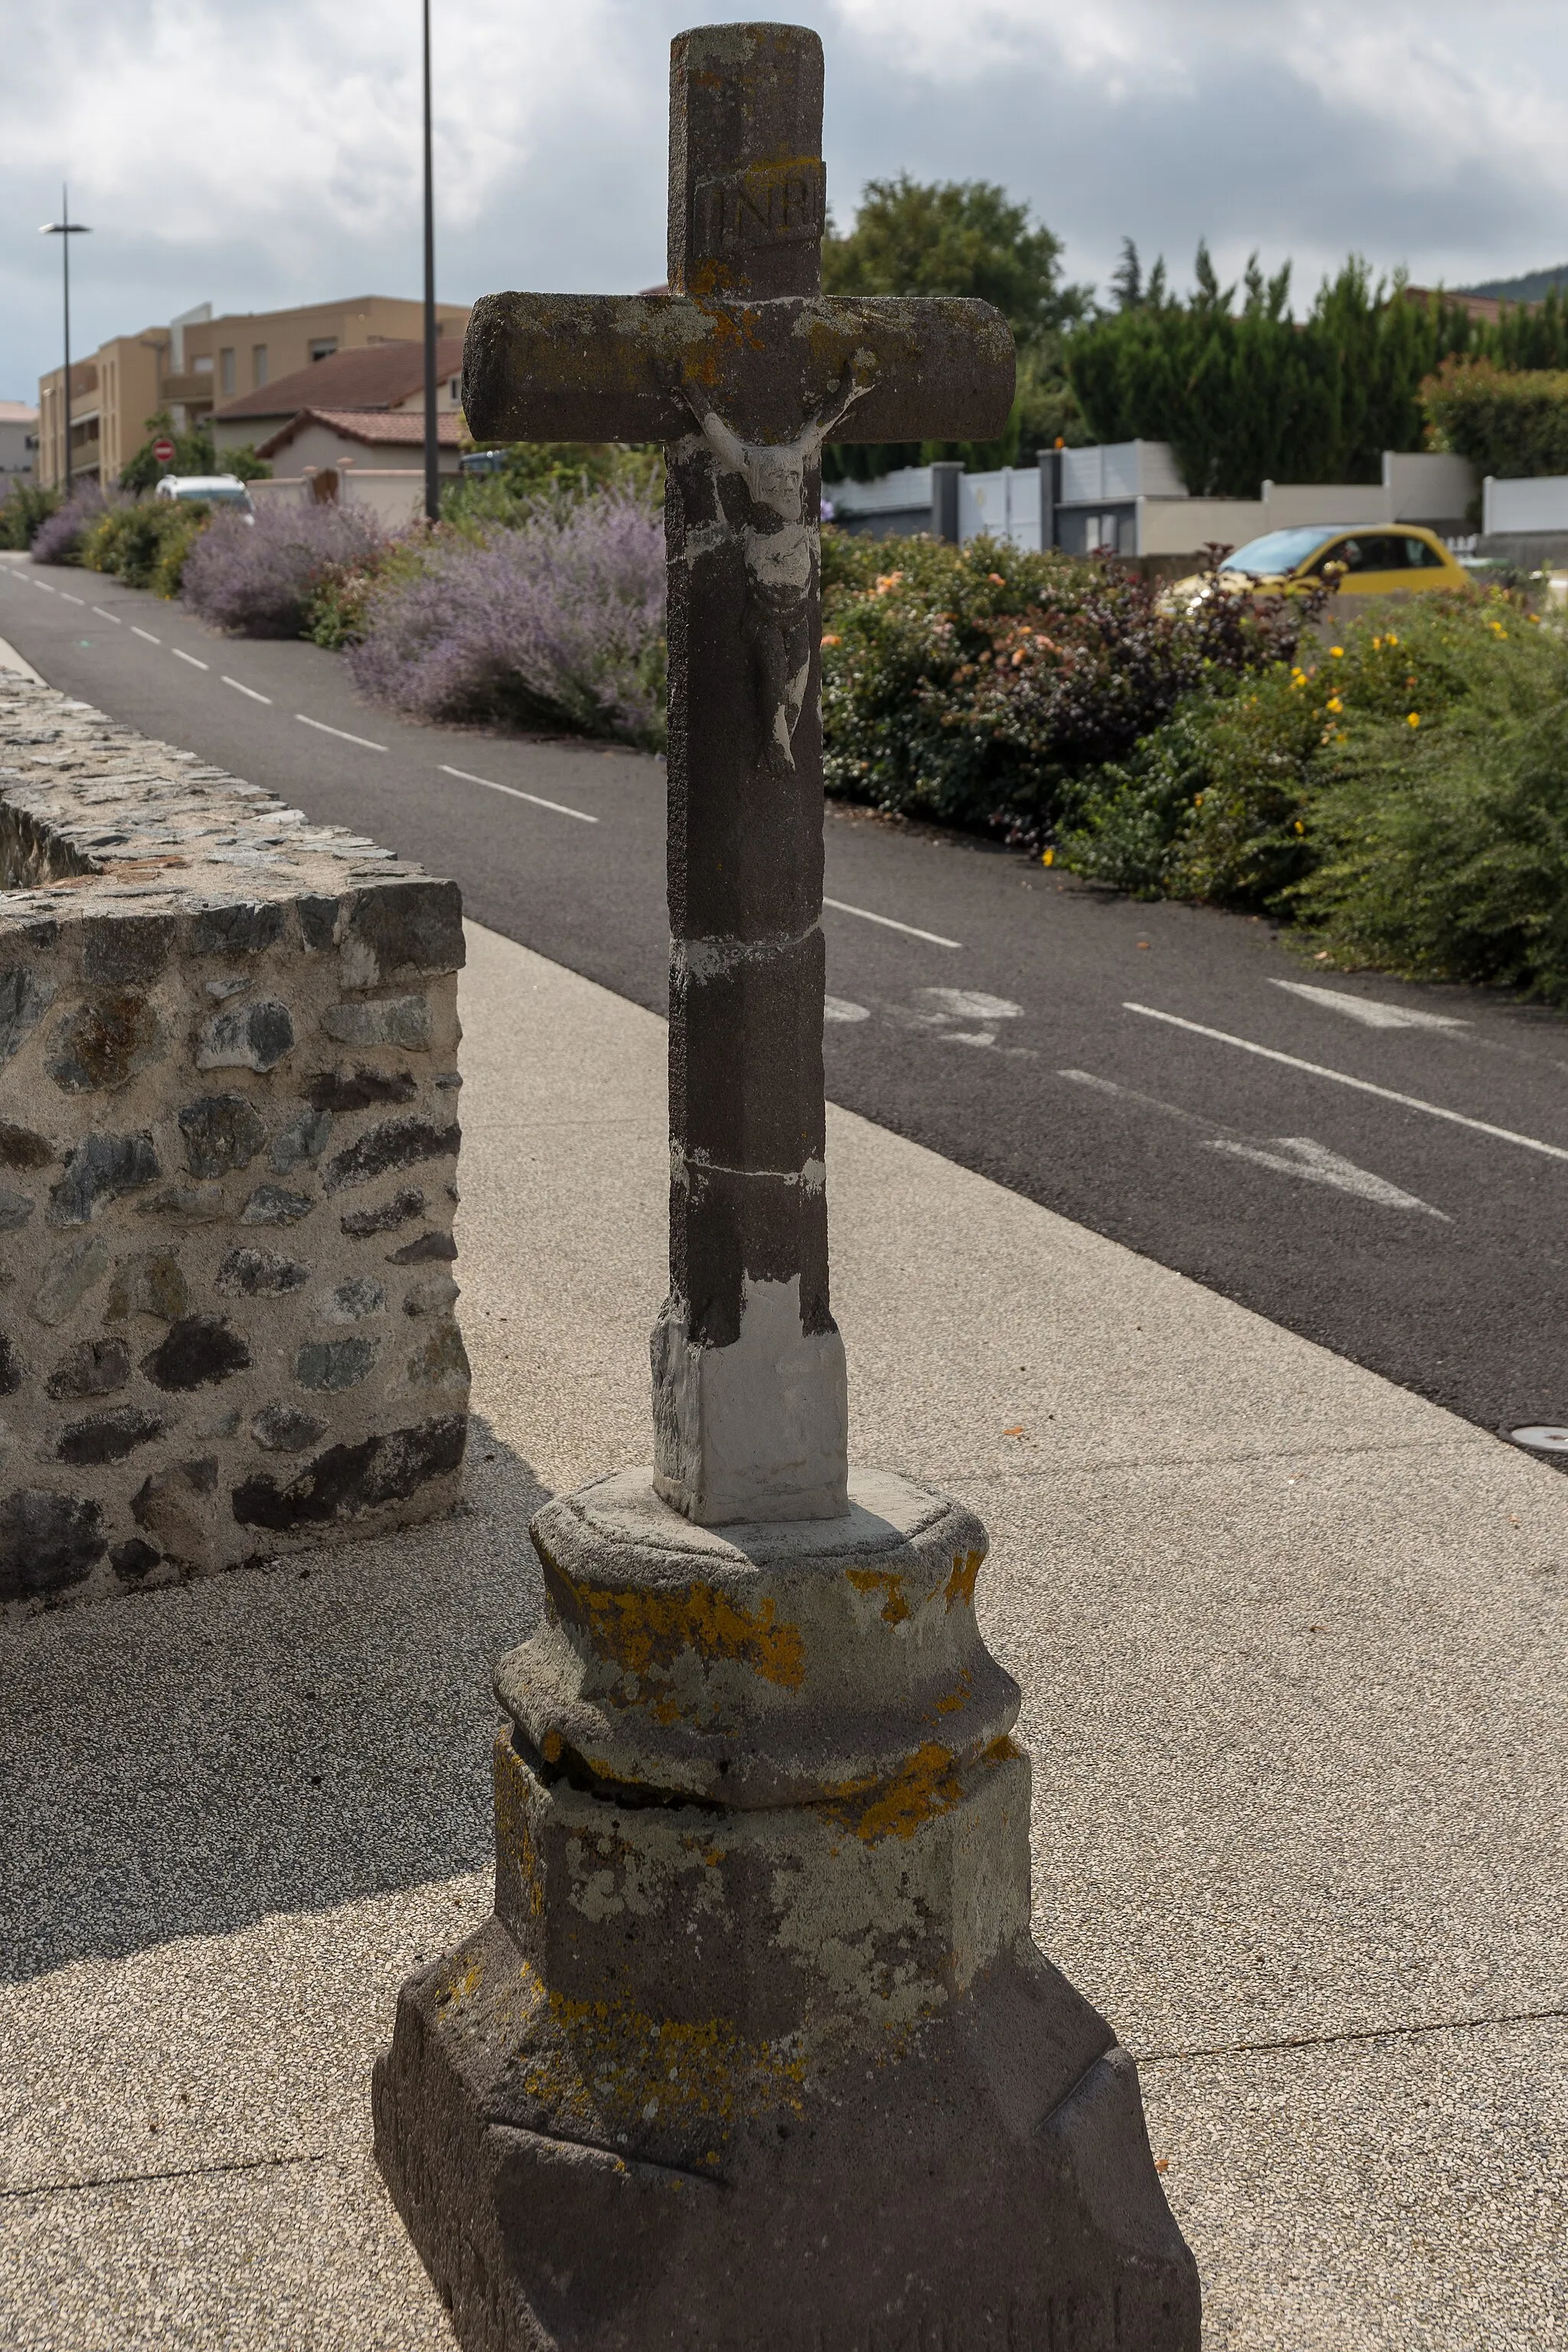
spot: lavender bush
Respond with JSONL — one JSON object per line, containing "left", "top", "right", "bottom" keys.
{"left": 31, "top": 482, "right": 124, "bottom": 566}
{"left": 348, "top": 488, "right": 666, "bottom": 747}
{"left": 180, "top": 500, "right": 387, "bottom": 635}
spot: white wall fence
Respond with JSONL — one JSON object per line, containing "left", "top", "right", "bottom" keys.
{"left": 1482, "top": 475, "right": 1568, "bottom": 536}
{"left": 250, "top": 468, "right": 430, "bottom": 529}
{"left": 830, "top": 442, "right": 1476, "bottom": 560}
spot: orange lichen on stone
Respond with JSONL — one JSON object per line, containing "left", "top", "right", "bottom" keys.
{"left": 820, "top": 1741, "right": 965, "bottom": 1844}
{"left": 845, "top": 1566, "right": 910, "bottom": 1624}
{"left": 556, "top": 1569, "right": 805, "bottom": 1691}
{"left": 933, "top": 1668, "right": 973, "bottom": 1717}
{"left": 945, "top": 1549, "right": 983, "bottom": 1609}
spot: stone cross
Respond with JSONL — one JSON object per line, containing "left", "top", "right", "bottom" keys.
{"left": 377, "top": 30, "right": 1200, "bottom": 2348}
{"left": 463, "top": 21, "right": 1012, "bottom": 1526}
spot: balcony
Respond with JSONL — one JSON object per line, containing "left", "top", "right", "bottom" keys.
{"left": 160, "top": 372, "right": 216, "bottom": 408}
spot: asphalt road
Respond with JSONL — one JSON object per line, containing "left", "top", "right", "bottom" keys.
{"left": 5, "top": 550, "right": 1565, "bottom": 1452}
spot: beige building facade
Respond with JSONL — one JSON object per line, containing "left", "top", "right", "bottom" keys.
{"left": 36, "top": 295, "right": 470, "bottom": 491}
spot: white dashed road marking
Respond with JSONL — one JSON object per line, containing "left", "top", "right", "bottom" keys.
{"left": 91, "top": 607, "right": 122, "bottom": 624}
{"left": 1270, "top": 979, "right": 1468, "bottom": 1031}
{"left": 59, "top": 592, "right": 83, "bottom": 606}
{"left": 1123, "top": 1004, "right": 1568, "bottom": 1163}
{"left": 131, "top": 626, "right": 160, "bottom": 644}
{"left": 172, "top": 648, "right": 208, "bottom": 669}
{"left": 296, "top": 713, "right": 387, "bottom": 751}
{"left": 823, "top": 897, "right": 960, "bottom": 949}
{"left": 223, "top": 677, "right": 270, "bottom": 703}
{"left": 439, "top": 764, "right": 597, "bottom": 824}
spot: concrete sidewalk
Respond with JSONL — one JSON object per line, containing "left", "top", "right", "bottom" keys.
{"left": 2, "top": 920, "right": 1563, "bottom": 2350}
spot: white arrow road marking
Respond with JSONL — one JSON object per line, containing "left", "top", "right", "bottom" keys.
{"left": 439, "top": 763, "right": 597, "bottom": 823}
{"left": 1270, "top": 979, "right": 1468, "bottom": 1030}
{"left": 824, "top": 996, "right": 870, "bottom": 1023}
{"left": 1059, "top": 1069, "right": 1449, "bottom": 1217}
{"left": 1124, "top": 1003, "right": 1568, "bottom": 1162}
{"left": 823, "top": 897, "right": 960, "bottom": 949}
{"left": 916, "top": 987, "right": 1022, "bottom": 1021}
{"left": 1204, "top": 1135, "right": 1448, "bottom": 1217}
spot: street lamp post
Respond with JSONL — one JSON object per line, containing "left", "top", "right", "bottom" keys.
{"left": 40, "top": 187, "right": 90, "bottom": 492}
{"left": 421, "top": 0, "right": 439, "bottom": 525}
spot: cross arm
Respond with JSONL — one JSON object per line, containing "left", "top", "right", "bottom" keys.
{"left": 462, "top": 293, "right": 1014, "bottom": 447}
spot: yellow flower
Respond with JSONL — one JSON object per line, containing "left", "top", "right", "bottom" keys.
{"left": 1386, "top": 632, "right": 1399, "bottom": 646}
{"left": 1407, "top": 711, "right": 1420, "bottom": 727}
{"left": 1330, "top": 645, "right": 1344, "bottom": 658}
{"left": 1294, "top": 820, "right": 1305, "bottom": 835}
{"left": 1326, "top": 695, "right": 1343, "bottom": 713}
{"left": 1041, "top": 848, "right": 1054, "bottom": 867}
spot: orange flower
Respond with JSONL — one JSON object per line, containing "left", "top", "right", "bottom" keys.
{"left": 820, "top": 633, "right": 841, "bottom": 648}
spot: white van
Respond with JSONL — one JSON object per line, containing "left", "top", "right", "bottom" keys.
{"left": 155, "top": 475, "right": 255, "bottom": 522}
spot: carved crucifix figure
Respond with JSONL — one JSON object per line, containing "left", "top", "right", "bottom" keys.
{"left": 462, "top": 25, "right": 1012, "bottom": 1524}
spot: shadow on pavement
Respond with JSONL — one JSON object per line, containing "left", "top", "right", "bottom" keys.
{"left": 0, "top": 1419, "right": 547, "bottom": 1984}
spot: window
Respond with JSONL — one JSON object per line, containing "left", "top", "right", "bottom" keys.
{"left": 220, "top": 348, "right": 236, "bottom": 395}
{"left": 1404, "top": 535, "right": 1446, "bottom": 569}
{"left": 253, "top": 345, "right": 268, "bottom": 387}
{"left": 193, "top": 354, "right": 214, "bottom": 374}
{"left": 309, "top": 338, "right": 338, "bottom": 362}
{"left": 448, "top": 377, "right": 461, "bottom": 401}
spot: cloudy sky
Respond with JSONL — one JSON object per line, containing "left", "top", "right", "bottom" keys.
{"left": 5, "top": 0, "right": 1567, "bottom": 400}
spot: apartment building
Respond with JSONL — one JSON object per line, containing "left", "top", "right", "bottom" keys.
{"left": 35, "top": 294, "right": 471, "bottom": 490}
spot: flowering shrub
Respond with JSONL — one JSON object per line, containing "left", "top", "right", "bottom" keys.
{"left": 1060, "top": 590, "right": 1568, "bottom": 998}
{"left": 180, "top": 500, "right": 387, "bottom": 635}
{"left": 347, "top": 488, "right": 666, "bottom": 747}
{"left": 30, "top": 482, "right": 124, "bottom": 566}
{"left": 81, "top": 499, "right": 209, "bottom": 596}
{"left": 819, "top": 531, "right": 1314, "bottom": 841}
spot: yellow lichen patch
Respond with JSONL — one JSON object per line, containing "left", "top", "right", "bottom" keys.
{"left": 559, "top": 1571, "right": 805, "bottom": 1693}
{"left": 819, "top": 1742, "right": 965, "bottom": 1844}
{"left": 541, "top": 1729, "right": 563, "bottom": 1764}
{"left": 433, "top": 1955, "right": 485, "bottom": 2011}
{"left": 534, "top": 1987, "right": 808, "bottom": 2154}
{"left": 845, "top": 1566, "right": 911, "bottom": 1624}
{"left": 933, "top": 1668, "right": 973, "bottom": 1718}
{"left": 945, "top": 1549, "right": 983, "bottom": 1609}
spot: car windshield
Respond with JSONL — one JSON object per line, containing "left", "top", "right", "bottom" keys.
{"left": 1218, "top": 528, "right": 1338, "bottom": 577}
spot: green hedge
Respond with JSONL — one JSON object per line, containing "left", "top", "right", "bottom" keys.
{"left": 1420, "top": 358, "right": 1568, "bottom": 481}
{"left": 1060, "top": 591, "right": 1568, "bottom": 1002}
{"left": 818, "top": 529, "right": 1313, "bottom": 839}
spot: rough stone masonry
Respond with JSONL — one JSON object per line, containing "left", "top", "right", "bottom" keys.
{"left": 0, "top": 675, "right": 469, "bottom": 1614}
{"left": 374, "top": 24, "right": 1199, "bottom": 2352}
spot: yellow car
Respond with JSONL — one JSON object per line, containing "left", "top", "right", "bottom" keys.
{"left": 1169, "top": 523, "right": 1468, "bottom": 604}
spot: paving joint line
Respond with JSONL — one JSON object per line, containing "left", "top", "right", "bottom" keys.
{"left": 0, "top": 2148, "right": 333, "bottom": 2203}
{"left": 1136, "top": 2001, "right": 1568, "bottom": 2067}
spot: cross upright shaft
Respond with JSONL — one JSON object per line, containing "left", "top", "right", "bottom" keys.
{"left": 461, "top": 23, "right": 1013, "bottom": 1524}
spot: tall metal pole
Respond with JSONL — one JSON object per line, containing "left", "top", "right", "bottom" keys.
{"left": 60, "top": 185, "right": 72, "bottom": 491}
{"left": 421, "top": 0, "right": 439, "bottom": 523}
{"left": 41, "top": 188, "right": 90, "bottom": 492}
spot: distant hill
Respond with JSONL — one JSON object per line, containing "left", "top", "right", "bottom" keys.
{"left": 1455, "top": 265, "right": 1568, "bottom": 305}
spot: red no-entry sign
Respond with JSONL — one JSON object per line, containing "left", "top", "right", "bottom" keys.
{"left": 152, "top": 438, "right": 175, "bottom": 464}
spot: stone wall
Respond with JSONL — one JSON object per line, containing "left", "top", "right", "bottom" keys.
{"left": 0, "top": 677, "right": 469, "bottom": 1613}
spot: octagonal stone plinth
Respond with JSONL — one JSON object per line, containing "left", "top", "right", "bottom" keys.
{"left": 373, "top": 1473, "right": 1200, "bottom": 2351}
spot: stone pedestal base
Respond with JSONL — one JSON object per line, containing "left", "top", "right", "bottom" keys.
{"left": 374, "top": 1472, "right": 1199, "bottom": 2350}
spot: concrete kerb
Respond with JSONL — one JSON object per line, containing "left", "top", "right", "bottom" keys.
{"left": 0, "top": 920, "right": 1563, "bottom": 2349}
